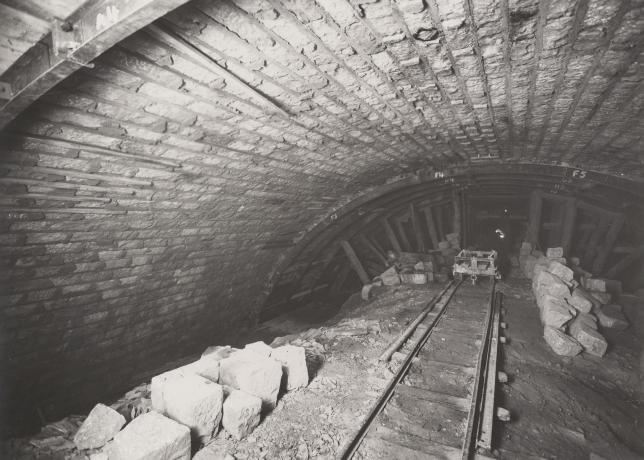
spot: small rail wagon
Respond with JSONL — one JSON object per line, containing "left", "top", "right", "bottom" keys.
{"left": 453, "top": 249, "right": 501, "bottom": 284}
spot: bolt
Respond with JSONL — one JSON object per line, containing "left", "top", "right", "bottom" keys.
{"left": 60, "top": 21, "right": 74, "bottom": 32}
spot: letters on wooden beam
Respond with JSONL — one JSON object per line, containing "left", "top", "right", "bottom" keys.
{"left": 340, "top": 240, "right": 371, "bottom": 285}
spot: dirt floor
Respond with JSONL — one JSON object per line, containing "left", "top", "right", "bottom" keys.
{"left": 3, "top": 277, "right": 642, "bottom": 459}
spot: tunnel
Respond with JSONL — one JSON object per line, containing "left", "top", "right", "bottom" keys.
{"left": 0, "top": 0, "right": 643, "bottom": 458}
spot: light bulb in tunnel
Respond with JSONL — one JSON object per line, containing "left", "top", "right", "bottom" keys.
{"left": 495, "top": 228, "right": 505, "bottom": 239}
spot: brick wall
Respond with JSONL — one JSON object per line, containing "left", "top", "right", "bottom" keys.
{"left": 1, "top": 0, "right": 644, "bottom": 435}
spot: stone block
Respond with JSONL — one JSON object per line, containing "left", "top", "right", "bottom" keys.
{"left": 571, "top": 325, "right": 607, "bottom": 357}
{"left": 546, "top": 247, "right": 564, "bottom": 258}
{"left": 152, "top": 373, "right": 223, "bottom": 443}
{"left": 202, "top": 345, "right": 239, "bottom": 360}
{"left": 219, "top": 351, "right": 282, "bottom": 411}
{"left": 533, "top": 270, "right": 570, "bottom": 299}
{"left": 547, "top": 260, "right": 574, "bottom": 283}
{"left": 109, "top": 412, "right": 190, "bottom": 460}
{"left": 543, "top": 327, "right": 582, "bottom": 357}
{"left": 222, "top": 390, "right": 262, "bottom": 440}
{"left": 596, "top": 304, "right": 629, "bottom": 330}
{"left": 193, "top": 443, "right": 235, "bottom": 460}
{"left": 271, "top": 345, "right": 309, "bottom": 391}
{"left": 589, "top": 291, "right": 611, "bottom": 305}
{"left": 244, "top": 341, "right": 272, "bottom": 357}
{"left": 584, "top": 278, "right": 606, "bottom": 292}
{"left": 73, "top": 403, "right": 126, "bottom": 450}
{"left": 540, "top": 295, "right": 575, "bottom": 328}
{"left": 567, "top": 288, "right": 593, "bottom": 313}
{"left": 568, "top": 314, "right": 598, "bottom": 339}
{"left": 380, "top": 266, "right": 400, "bottom": 286}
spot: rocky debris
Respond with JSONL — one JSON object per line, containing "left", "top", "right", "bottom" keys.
{"left": 596, "top": 304, "right": 629, "bottom": 330}
{"left": 219, "top": 350, "right": 283, "bottom": 411}
{"left": 202, "top": 345, "right": 239, "bottom": 360}
{"left": 109, "top": 411, "right": 191, "bottom": 460}
{"left": 567, "top": 288, "right": 593, "bottom": 313}
{"left": 570, "top": 325, "right": 608, "bottom": 357}
{"left": 271, "top": 345, "right": 309, "bottom": 390}
{"left": 111, "top": 383, "right": 152, "bottom": 421}
{"left": 222, "top": 390, "right": 262, "bottom": 440}
{"left": 153, "top": 373, "right": 224, "bottom": 443}
{"left": 244, "top": 341, "right": 273, "bottom": 357}
{"left": 193, "top": 442, "right": 235, "bottom": 460}
{"left": 73, "top": 403, "right": 125, "bottom": 450}
{"left": 544, "top": 327, "right": 583, "bottom": 356}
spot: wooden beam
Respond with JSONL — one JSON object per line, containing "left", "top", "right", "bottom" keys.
{"left": 434, "top": 205, "right": 445, "bottom": 241}
{"left": 330, "top": 262, "right": 352, "bottom": 294}
{"left": 340, "top": 240, "right": 370, "bottom": 285}
{"left": 0, "top": 0, "right": 193, "bottom": 129}
{"left": 358, "top": 235, "right": 388, "bottom": 267}
{"left": 526, "top": 190, "right": 543, "bottom": 246}
{"left": 394, "top": 214, "right": 412, "bottom": 252}
{"left": 584, "top": 215, "right": 610, "bottom": 267}
{"left": 422, "top": 206, "right": 440, "bottom": 249}
{"left": 560, "top": 197, "right": 577, "bottom": 256}
{"left": 593, "top": 214, "right": 625, "bottom": 274}
{"left": 452, "top": 189, "right": 462, "bottom": 245}
{"left": 409, "top": 203, "right": 425, "bottom": 252}
{"left": 381, "top": 218, "right": 402, "bottom": 253}
{"left": 605, "top": 245, "right": 644, "bottom": 278}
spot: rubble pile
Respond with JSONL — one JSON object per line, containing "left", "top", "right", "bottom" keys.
{"left": 374, "top": 233, "right": 461, "bottom": 288}
{"left": 519, "top": 243, "right": 629, "bottom": 357}
{"left": 2, "top": 341, "right": 311, "bottom": 459}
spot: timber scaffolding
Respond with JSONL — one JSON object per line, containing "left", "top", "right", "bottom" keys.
{"left": 338, "top": 279, "right": 506, "bottom": 460}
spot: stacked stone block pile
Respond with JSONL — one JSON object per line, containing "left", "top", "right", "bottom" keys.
{"left": 5, "top": 341, "right": 309, "bottom": 459}
{"left": 519, "top": 243, "right": 629, "bottom": 357}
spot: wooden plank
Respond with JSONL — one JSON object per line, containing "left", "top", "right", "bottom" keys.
{"left": 358, "top": 234, "right": 388, "bottom": 266}
{"left": 592, "top": 214, "right": 625, "bottom": 274}
{"left": 478, "top": 301, "right": 500, "bottom": 450}
{"left": 452, "top": 189, "right": 462, "bottom": 244}
{"left": 396, "top": 384, "right": 469, "bottom": 412}
{"left": 434, "top": 205, "right": 445, "bottom": 241}
{"left": 422, "top": 205, "right": 440, "bottom": 249}
{"left": 0, "top": 0, "right": 194, "bottom": 129}
{"left": 604, "top": 245, "right": 644, "bottom": 278}
{"left": 526, "top": 190, "right": 543, "bottom": 245}
{"left": 340, "top": 240, "right": 370, "bottom": 285}
{"left": 583, "top": 214, "right": 610, "bottom": 267}
{"left": 330, "top": 261, "right": 352, "bottom": 294}
{"left": 560, "top": 197, "right": 577, "bottom": 256}
{"left": 409, "top": 203, "right": 425, "bottom": 252}
{"left": 381, "top": 218, "right": 402, "bottom": 253}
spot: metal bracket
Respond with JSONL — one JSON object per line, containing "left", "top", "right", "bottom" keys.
{"left": 52, "top": 19, "right": 82, "bottom": 56}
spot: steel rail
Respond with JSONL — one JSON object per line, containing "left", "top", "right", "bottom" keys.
{"left": 336, "top": 279, "right": 462, "bottom": 460}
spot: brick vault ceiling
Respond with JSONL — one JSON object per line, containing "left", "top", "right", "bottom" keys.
{"left": 4, "top": 0, "right": 644, "bottom": 181}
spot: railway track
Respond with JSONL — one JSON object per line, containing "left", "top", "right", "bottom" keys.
{"left": 338, "top": 278, "right": 504, "bottom": 460}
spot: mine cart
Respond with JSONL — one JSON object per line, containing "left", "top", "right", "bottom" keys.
{"left": 452, "top": 249, "right": 501, "bottom": 284}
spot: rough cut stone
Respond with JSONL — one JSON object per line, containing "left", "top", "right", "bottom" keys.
{"left": 546, "top": 247, "right": 564, "bottom": 258}
{"left": 547, "top": 260, "right": 574, "bottom": 283}
{"left": 567, "top": 288, "right": 593, "bottom": 313}
{"left": 584, "top": 278, "right": 607, "bottom": 292}
{"left": 589, "top": 291, "right": 611, "bottom": 305}
{"left": 219, "top": 351, "right": 282, "bottom": 411}
{"left": 202, "top": 345, "right": 239, "bottom": 360}
{"left": 73, "top": 403, "right": 126, "bottom": 450}
{"left": 543, "top": 327, "right": 582, "bottom": 356}
{"left": 571, "top": 325, "right": 608, "bottom": 357}
{"left": 222, "top": 390, "right": 262, "bottom": 440}
{"left": 596, "top": 305, "right": 629, "bottom": 330}
{"left": 540, "top": 295, "right": 575, "bottom": 328}
{"left": 569, "top": 314, "right": 598, "bottom": 339}
{"left": 109, "top": 412, "right": 190, "bottom": 460}
{"left": 244, "top": 341, "right": 273, "bottom": 357}
{"left": 193, "top": 443, "right": 235, "bottom": 460}
{"left": 380, "top": 266, "right": 400, "bottom": 285}
{"left": 152, "top": 373, "right": 223, "bottom": 442}
{"left": 533, "top": 270, "right": 570, "bottom": 299}
{"left": 271, "top": 345, "right": 309, "bottom": 390}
